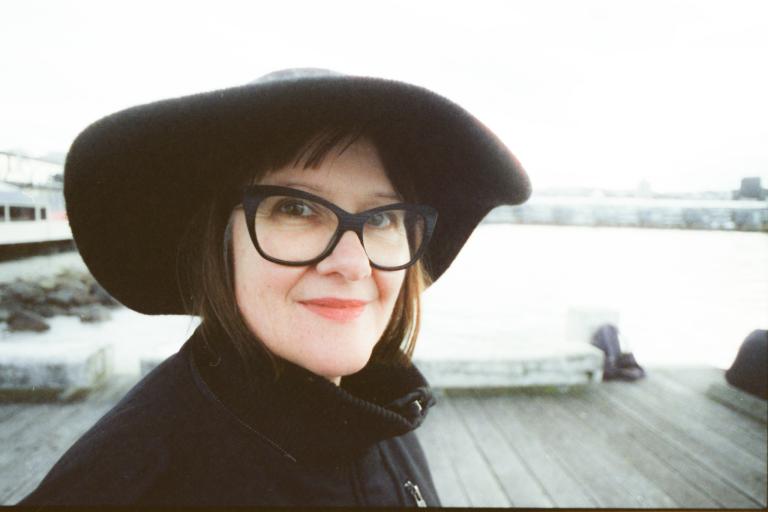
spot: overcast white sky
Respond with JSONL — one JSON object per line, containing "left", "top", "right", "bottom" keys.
{"left": 2, "top": 0, "right": 767, "bottom": 193}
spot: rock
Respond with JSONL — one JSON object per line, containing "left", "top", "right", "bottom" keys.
{"left": 34, "top": 304, "right": 58, "bottom": 318}
{"left": 7, "top": 310, "right": 50, "bottom": 332}
{"left": 6, "top": 280, "right": 45, "bottom": 305}
{"left": 54, "top": 276, "right": 90, "bottom": 295}
{"left": 73, "top": 305, "right": 112, "bottom": 323}
{"left": 49, "top": 305, "right": 68, "bottom": 317}
{"left": 0, "top": 289, "right": 10, "bottom": 307}
{"left": 38, "top": 277, "right": 58, "bottom": 291}
{"left": 54, "top": 267, "right": 82, "bottom": 280}
{"left": 47, "top": 289, "right": 78, "bottom": 307}
{"left": 73, "top": 289, "right": 95, "bottom": 306}
{"left": 0, "top": 270, "right": 119, "bottom": 326}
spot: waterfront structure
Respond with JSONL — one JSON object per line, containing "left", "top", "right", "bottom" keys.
{"left": 0, "top": 152, "right": 69, "bottom": 248}
{"left": 486, "top": 195, "right": 768, "bottom": 232}
{"left": 0, "top": 152, "right": 64, "bottom": 217}
{"left": 734, "top": 177, "right": 767, "bottom": 200}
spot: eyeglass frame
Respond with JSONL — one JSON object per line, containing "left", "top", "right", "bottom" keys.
{"left": 240, "top": 185, "right": 438, "bottom": 271}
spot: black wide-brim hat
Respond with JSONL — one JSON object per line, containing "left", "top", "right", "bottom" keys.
{"left": 65, "top": 69, "right": 531, "bottom": 315}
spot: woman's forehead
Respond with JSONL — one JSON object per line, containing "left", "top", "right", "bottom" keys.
{"left": 257, "top": 140, "right": 403, "bottom": 203}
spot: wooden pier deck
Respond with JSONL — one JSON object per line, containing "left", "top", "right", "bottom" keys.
{"left": 1, "top": 366, "right": 766, "bottom": 507}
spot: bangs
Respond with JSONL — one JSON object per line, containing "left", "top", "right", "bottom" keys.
{"left": 292, "top": 126, "right": 367, "bottom": 170}
{"left": 245, "top": 123, "right": 419, "bottom": 206}
{"left": 249, "top": 124, "right": 369, "bottom": 184}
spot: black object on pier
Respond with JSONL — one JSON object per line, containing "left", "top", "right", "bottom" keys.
{"left": 726, "top": 329, "right": 768, "bottom": 400}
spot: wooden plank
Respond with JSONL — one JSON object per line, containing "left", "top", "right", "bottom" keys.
{"left": 2, "top": 406, "right": 111, "bottom": 504}
{"left": 653, "top": 366, "right": 727, "bottom": 395}
{"left": 601, "top": 378, "right": 766, "bottom": 490}
{"left": 0, "top": 404, "right": 69, "bottom": 456}
{"left": 649, "top": 368, "right": 767, "bottom": 434}
{"left": 416, "top": 402, "right": 471, "bottom": 507}
{"left": 0, "top": 376, "right": 136, "bottom": 505}
{"left": 590, "top": 382, "right": 762, "bottom": 508}
{"left": 707, "top": 382, "right": 768, "bottom": 424}
{"left": 513, "top": 390, "right": 676, "bottom": 508}
{"left": 479, "top": 391, "right": 597, "bottom": 507}
{"left": 433, "top": 394, "right": 511, "bottom": 506}
{"left": 0, "top": 378, "right": 132, "bottom": 465}
{"left": 594, "top": 383, "right": 766, "bottom": 507}
{"left": 0, "top": 404, "right": 87, "bottom": 503}
{"left": 448, "top": 393, "right": 554, "bottom": 507}
{"left": 558, "top": 389, "right": 721, "bottom": 507}
{"left": 654, "top": 367, "right": 768, "bottom": 423}
{"left": 641, "top": 371, "right": 766, "bottom": 459}
{"left": 535, "top": 390, "right": 681, "bottom": 508}
{"left": 0, "top": 401, "right": 111, "bottom": 503}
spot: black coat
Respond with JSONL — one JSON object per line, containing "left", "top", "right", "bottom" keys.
{"left": 19, "top": 328, "right": 441, "bottom": 507}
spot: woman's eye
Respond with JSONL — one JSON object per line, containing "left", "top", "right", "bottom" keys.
{"left": 277, "top": 200, "right": 313, "bottom": 217}
{"left": 368, "top": 212, "right": 395, "bottom": 228}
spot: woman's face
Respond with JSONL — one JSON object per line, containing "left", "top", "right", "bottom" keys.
{"left": 230, "top": 139, "right": 406, "bottom": 384}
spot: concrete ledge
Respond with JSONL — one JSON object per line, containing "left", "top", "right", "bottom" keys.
{"left": 414, "top": 345, "right": 604, "bottom": 389}
{"left": 0, "top": 340, "right": 112, "bottom": 400}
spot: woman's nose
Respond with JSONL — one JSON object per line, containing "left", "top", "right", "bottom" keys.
{"left": 315, "top": 230, "right": 372, "bottom": 280}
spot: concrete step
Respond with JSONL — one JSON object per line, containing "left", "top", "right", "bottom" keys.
{"left": 0, "top": 339, "right": 112, "bottom": 400}
{"left": 413, "top": 343, "right": 604, "bottom": 389}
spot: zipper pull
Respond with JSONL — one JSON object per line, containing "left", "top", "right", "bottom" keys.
{"left": 404, "top": 480, "right": 427, "bottom": 507}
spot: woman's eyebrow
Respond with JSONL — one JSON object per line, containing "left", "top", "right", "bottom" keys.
{"left": 279, "top": 181, "right": 315, "bottom": 190}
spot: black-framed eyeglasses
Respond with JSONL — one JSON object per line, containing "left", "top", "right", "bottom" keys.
{"left": 241, "top": 185, "right": 438, "bottom": 271}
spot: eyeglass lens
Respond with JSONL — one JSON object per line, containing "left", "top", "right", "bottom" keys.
{"left": 254, "top": 195, "right": 426, "bottom": 268}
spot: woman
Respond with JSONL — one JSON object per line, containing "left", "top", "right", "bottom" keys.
{"left": 20, "top": 69, "right": 530, "bottom": 506}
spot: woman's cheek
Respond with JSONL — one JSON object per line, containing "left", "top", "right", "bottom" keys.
{"left": 378, "top": 270, "right": 406, "bottom": 311}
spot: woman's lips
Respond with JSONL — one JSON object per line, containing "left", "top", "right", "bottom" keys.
{"left": 299, "top": 298, "right": 368, "bottom": 323}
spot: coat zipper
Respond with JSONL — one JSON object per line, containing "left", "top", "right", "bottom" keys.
{"left": 404, "top": 480, "right": 427, "bottom": 507}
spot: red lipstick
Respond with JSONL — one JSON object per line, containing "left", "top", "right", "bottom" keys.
{"left": 299, "top": 298, "right": 368, "bottom": 322}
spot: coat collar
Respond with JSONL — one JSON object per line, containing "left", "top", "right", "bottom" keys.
{"left": 187, "top": 327, "right": 435, "bottom": 465}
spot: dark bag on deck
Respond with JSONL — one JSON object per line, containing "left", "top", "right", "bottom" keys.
{"left": 591, "top": 324, "right": 645, "bottom": 381}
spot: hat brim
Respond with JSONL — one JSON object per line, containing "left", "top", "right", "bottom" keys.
{"left": 64, "top": 75, "right": 531, "bottom": 314}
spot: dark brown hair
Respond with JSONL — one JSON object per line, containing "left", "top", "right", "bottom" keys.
{"left": 179, "top": 126, "right": 432, "bottom": 380}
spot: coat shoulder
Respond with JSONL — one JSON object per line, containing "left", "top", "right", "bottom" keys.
{"left": 18, "top": 350, "right": 196, "bottom": 506}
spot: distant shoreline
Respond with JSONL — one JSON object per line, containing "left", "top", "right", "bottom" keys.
{"left": 486, "top": 198, "right": 768, "bottom": 232}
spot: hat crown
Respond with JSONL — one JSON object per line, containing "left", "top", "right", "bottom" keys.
{"left": 251, "top": 68, "right": 344, "bottom": 85}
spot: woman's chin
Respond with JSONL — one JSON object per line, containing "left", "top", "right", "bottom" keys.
{"left": 302, "top": 352, "right": 372, "bottom": 383}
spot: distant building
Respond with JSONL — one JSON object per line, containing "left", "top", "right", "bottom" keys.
{"left": 733, "top": 177, "right": 767, "bottom": 200}
{"left": 0, "top": 151, "right": 65, "bottom": 217}
{"left": 0, "top": 153, "right": 71, "bottom": 247}
{"left": 0, "top": 182, "right": 42, "bottom": 221}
